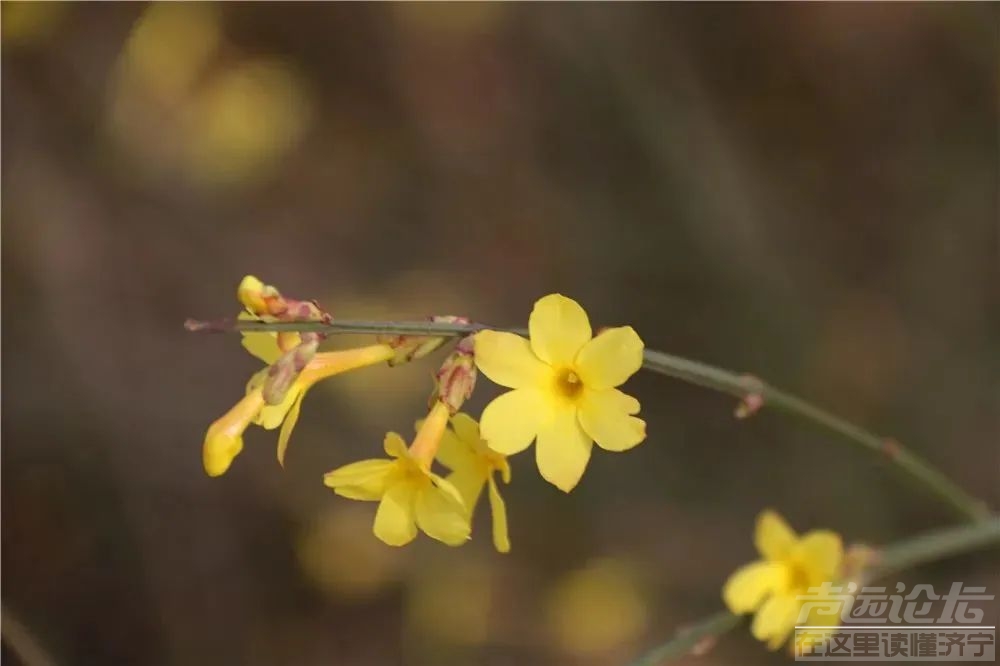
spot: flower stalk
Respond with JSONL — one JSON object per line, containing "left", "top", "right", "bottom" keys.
{"left": 186, "top": 317, "right": 991, "bottom": 522}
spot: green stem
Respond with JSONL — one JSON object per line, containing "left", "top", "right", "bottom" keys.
{"left": 629, "top": 516, "right": 1000, "bottom": 665}
{"left": 189, "top": 317, "right": 990, "bottom": 522}
{"left": 630, "top": 611, "right": 742, "bottom": 666}
{"left": 873, "top": 516, "right": 1000, "bottom": 581}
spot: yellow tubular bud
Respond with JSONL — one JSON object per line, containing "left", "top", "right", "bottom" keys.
{"left": 408, "top": 401, "right": 452, "bottom": 470}
{"left": 203, "top": 389, "right": 266, "bottom": 476}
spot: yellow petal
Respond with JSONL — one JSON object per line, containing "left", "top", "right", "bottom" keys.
{"left": 722, "top": 560, "right": 788, "bottom": 614}
{"left": 751, "top": 593, "right": 801, "bottom": 650}
{"left": 603, "top": 388, "right": 641, "bottom": 415}
{"left": 373, "top": 480, "right": 418, "bottom": 546}
{"left": 794, "top": 530, "right": 843, "bottom": 583}
{"left": 755, "top": 510, "right": 798, "bottom": 561}
{"left": 323, "top": 459, "right": 396, "bottom": 500}
{"left": 383, "top": 432, "right": 408, "bottom": 458}
{"left": 480, "top": 388, "right": 548, "bottom": 455}
{"left": 536, "top": 405, "right": 592, "bottom": 492}
{"left": 487, "top": 476, "right": 510, "bottom": 553}
{"left": 240, "top": 333, "right": 281, "bottom": 365}
{"left": 574, "top": 326, "right": 644, "bottom": 390}
{"left": 237, "top": 312, "right": 279, "bottom": 364}
{"left": 446, "top": 468, "right": 488, "bottom": 514}
{"left": 237, "top": 275, "right": 268, "bottom": 312}
{"left": 415, "top": 483, "right": 471, "bottom": 546}
{"left": 578, "top": 388, "right": 646, "bottom": 452}
{"left": 276, "top": 391, "right": 305, "bottom": 466}
{"left": 450, "top": 412, "right": 481, "bottom": 446}
{"left": 528, "top": 293, "right": 592, "bottom": 367}
{"left": 474, "top": 330, "right": 548, "bottom": 389}
{"left": 435, "top": 427, "right": 476, "bottom": 472}
{"left": 255, "top": 382, "right": 303, "bottom": 430}
{"left": 428, "top": 471, "right": 467, "bottom": 508}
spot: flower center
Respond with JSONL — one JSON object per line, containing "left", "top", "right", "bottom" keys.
{"left": 787, "top": 562, "right": 812, "bottom": 593}
{"left": 555, "top": 368, "right": 584, "bottom": 400}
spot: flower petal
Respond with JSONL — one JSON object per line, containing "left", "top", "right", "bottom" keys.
{"left": 578, "top": 388, "right": 646, "bottom": 452}
{"left": 574, "top": 326, "right": 644, "bottom": 390}
{"left": 480, "top": 388, "right": 548, "bottom": 455}
{"left": 528, "top": 293, "right": 592, "bottom": 367}
{"left": 383, "top": 432, "right": 408, "bottom": 458}
{"left": 241, "top": 332, "right": 282, "bottom": 365}
{"left": 255, "top": 383, "right": 303, "bottom": 430}
{"left": 276, "top": 391, "right": 305, "bottom": 466}
{"left": 435, "top": 427, "right": 476, "bottom": 472}
{"left": 795, "top": 530, "right": 843, "bottom": 583}
{"left": 487, "top": 476, "right": 510, "bottom": 553}
{"left": 415, "top": 484, "right": 471, "bottom": 546}
{"left": 755, "top": 510, "right": 798, "bottom": 561}
{"left": 323, "top": 459, "right": 396, "bottom": 500}
{"left": 238, "top": 312, "right": 283, "bottom": 364}
{"left": 446, "top": 468, "right": 488, "bottom": 514}
{"left": 535, "top": 405, "right": 592, "bottom": 492}
{"left": 751, "top": 593, "right": 801, "bottom": 650}
{"left": 450, "top": 412, "right": 481, "bottom": 446}
{"left": 722, "top": 560, "right": 789, "bottom": 614}
{"left": 474, "top": 331, "right": 548, "bottom": 389}
{"left": 373, "top": 480, "right": 418, "bottom": 546}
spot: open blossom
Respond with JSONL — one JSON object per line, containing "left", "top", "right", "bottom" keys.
{"left": 323, "top": 401, "right": 470, "bottom": 547}
{"left": 474, "top": 294, "right": 645, "bottom": 492}
{"left": 723, "top": 510, "right": 844, "bottom": 650}
{"left": 202, "top": 344, "right": 395, "bottom": 476}
{"left": 433, "top": 413, "right": 511, "bottom": 553}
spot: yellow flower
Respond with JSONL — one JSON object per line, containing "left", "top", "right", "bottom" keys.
{"left": 202, "top": 344, "right": 395, "bottom": 476}
{"left": 238, "top": 310, "right": 302, "bottom": 365}
{"left": 723, "top": 510, "right": 844, "bottom": 650}
{"left": 474, "top": 293, "right": 646, "bottom": 492}
{"left": 434, "top": 413, "right": 511, "bottom": 553}
{"left": 323, "top": 402, "right": 471, "bottom": 547}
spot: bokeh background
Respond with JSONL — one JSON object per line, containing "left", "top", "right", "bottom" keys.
{"left": 2, "top": 3, "right": 997, "bottom": 665}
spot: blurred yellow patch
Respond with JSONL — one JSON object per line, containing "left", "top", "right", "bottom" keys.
{"left": 545, "top": 558, "right": 648, "bottom": 656}
{"left": 122, "top": 3, "right": 220, "bottom": 101}
{"left": 186, "top": 59, "right": 312, "bottom": 185}
{"left": 1, "top": 1, "right": 68, "bottom": 47}
{"left": 296, "top": 505, "right": 403, "bottom": 600}
{"left": 406, "top": 556, "right": 495, "bottom": 646}
{"left": 391, "top": 2, "right": 507, "bottom": 39}
{"left": 107, "top": 3, "right": 312, "bottom": 188}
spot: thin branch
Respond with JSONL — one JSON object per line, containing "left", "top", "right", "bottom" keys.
{"left": 629, "top": 611, "right": 742, "bottom": 666}
{"left": 185, "top": 317, "right": 991, "bottom": 522}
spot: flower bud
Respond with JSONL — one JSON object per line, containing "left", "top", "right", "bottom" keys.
{"left": 433, "top": 336, "right": 477, "bottom": 414}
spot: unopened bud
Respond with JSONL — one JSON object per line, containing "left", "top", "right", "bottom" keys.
{"left": 433, "top": 335, "right": 477, "bottom": 414}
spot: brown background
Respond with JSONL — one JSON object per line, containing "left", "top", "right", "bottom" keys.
{"left": 2, "top": 3, "right": 997, "bottom": 665}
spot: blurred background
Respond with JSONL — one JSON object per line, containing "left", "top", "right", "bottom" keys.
{"left": 2, "top": 3, "right": 997, "bottom": 665}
